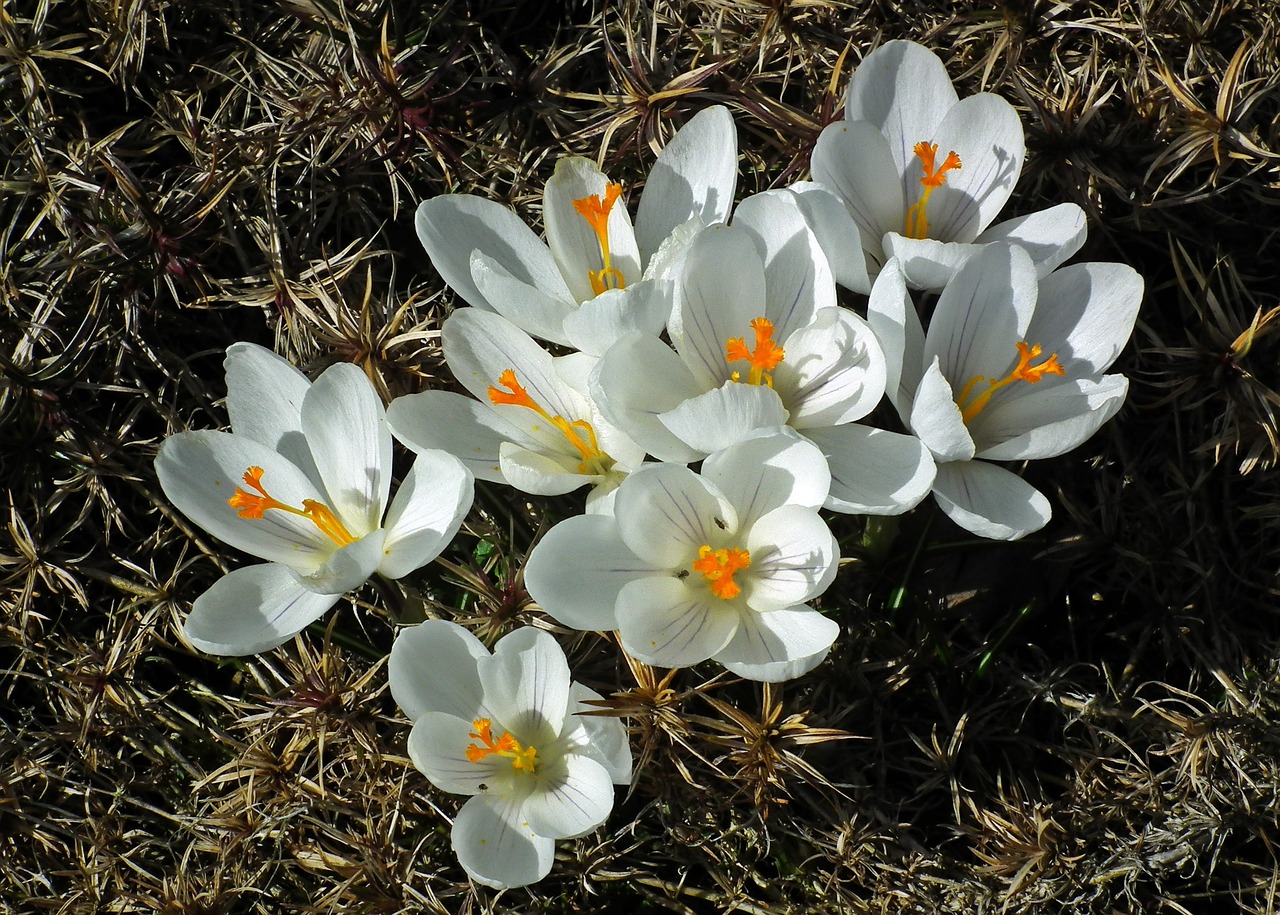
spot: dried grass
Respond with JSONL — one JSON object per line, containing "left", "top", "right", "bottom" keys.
{"left": 3, "top": 0, "right": 1280, "bottom": 911}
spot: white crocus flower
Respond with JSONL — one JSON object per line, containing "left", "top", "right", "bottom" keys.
{"left": 524, "top": 430, "right": 841, "bottom": 682}
{"left": 868, "top": 245, "right": 1142, "bottom": 540}
{"left": 390, "top": 620, "right": 630, "bottom": 889}
{"left": 416, "top": 106, "right": 738, "bottom": 355}
{"left": 810, "top": 39, "right": 1086, "bottom": 290}
{"left": 155, "top": 343, "right": 473, "bottom": 655}
{"left": 592, "top": 194, "right": 936, "bottom": 515}
{"left": 387, "top": 309, "right": 645, "bottom": 513}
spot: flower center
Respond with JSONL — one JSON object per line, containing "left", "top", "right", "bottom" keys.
{"left": 692, "top": 544, "right": 751, "bottom": 600}
{"left": 573, "top": 183, "right": 627, "bottom": 295}
{"left": 466, "top": 718, "right": 538, "bottom": 773}
{"left": 954, "top": 341, "right": 1066, "bottom": 424}
{"left": 725, "top": 317, "right": 785, "bottom": 387}
{"left": 488, "top": 369, "right": 614, "bottom": 475}
{"left": 904, "top": 141, "right": 962, "bottom": 239}
{"left": 228, "top": 466, "right": 355, "bottom": 547}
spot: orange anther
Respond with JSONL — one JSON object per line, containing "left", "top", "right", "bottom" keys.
{"left": 726, "top": 317, "right": 785, "bottom": 386}
{"left": 904, "top": 141, "right": 962, "bottom": 238}
{"left": 957, "top": 340, "right": 1067, "bottom": 424}
{"left": 693, "top": 545, "right": 751, "bottom": 600}
{"left": 227, "top": 466, "right": 355, "bottom": 546}
{"left": 466, "top": 718, "right": 538, "bottom": 773}
{"left": 573, "top": 183, "right": 627, "bottom": 295}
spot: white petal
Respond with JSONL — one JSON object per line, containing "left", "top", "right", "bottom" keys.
{"left": 524, "top": 514, "right": 649, "bottom": 630}
{"left": 616, "top": 577, "right": 739, "bottom": 668}
{"left": 452, "top": 794, "right": 555, "bottom": 889}
{"left": 881, "top": 232, "right": 987, "bottom": 291}
{"left": 443, "top": 309, "right": 583, "bottom": 452}
{"left": 386, "top": 390, "right": 518, "bottom": 483}
{"left": 657, "top": 382, "right": 788, "bottom": 457}
{"left": 564, "top": 683, "right": 632, "bottom": 785}
{"left": 775, "top": 307, "right": 886, "bottom": 429}
{"left": 156, "top": 430, "right": 330, "bottom": 567}
{"left": 977, "top": 203, "right": 1087, "bottom": 278}
{"left": 223, "top": 343, "right": 317, "bottom": 482}
{"left": 676, "top": 224, "right": 764, "bottom": 389}
{"left": 784, "top": 180, "right": 873, "bottom": 294}
{"left": 805, "top": 424, "right": 937, "bottom": 515}
{"left": 498, "top": 442, "right": 595, "bottom": 496}
{"left": 590, "top": 333, "right": 706, "bottom": 464}
{"left": 845, "top": 40, "right": 958, "bottom": 177}
{"left": 290, "top": 529, "right": 385, "bottom": 594}
{"left": 183, "top": 563, "right": 340, "bottom": 656}
{"left": 389, "top": 619, "right": 489, "bottom": 722}
{"left": 865, "top": 258, "right": 925, "bottom": 418}
{"left": 544, "top": 156, "right": 641, "bottom": 304}
{"left": 523, "top": 753, "right": 615, "bottom": 839}
{"left": 731, "top": 191, "right": 835, "bottom": 341}
{"left": 302, "top": 362, "right": 391, "bottom": 536}
{"left": 635, "top": 105, "right": 738, "bottom": 264}
{"left": 922, "top": 94, "right": 1025, "bottom": 241}
{"left": 614, "top": 463, "right": 735, "bottom": 566}
{"left": 909, "top": 359, "right": 975, "bottom": 462}
{"left": 480, "top": 627, "right": 573, "bottom": 743}
{"left": 379, "top": 450, "right": 473, "bottom": 579}
{"left": 1025, "top": 261, "right": 1144, "bottom": 375}
{"left": 925, "top": 243, "right": 1039, "bottom": 383}
{"left": 470, "top": 251, "right": 574, "bottom": 346}
{"left": 715, "top": 605, "right": 839, "bottom": 683}
{"left": 561, "top": 282, "right": 670, "bottom": 357}
{"left": 743, "top": 505, "right": 839, "bottom": 612}
{"left": 409, "top": 712, "right": 503, "bottom": 795}
{"left": 809, "top": 121, "right": 902, "bottom": 259}
{"left": 974, "top": 374, "right": 1129, "bottom": 460}
{"left": 931, "top": 460, "right": 1051, "bottom": 541}
{"left": 701, "top": 427, "right": 831, "bottom": 525}
{"left": 416, "top": 195, "right": 571, "bottom": 309}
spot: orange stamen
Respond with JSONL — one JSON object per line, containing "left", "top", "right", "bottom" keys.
{"left": 957, "top": 341, "right": 1066, "bottom": 424}
{"left": 228, "top": 466, "right": 355, "bottom": 547}
{"left": 465, "top": 718, "right": 537, "bottom": 773}
{"left": 487, "top": 369, "right": 612, "bottom": 475}
{"left": 572, "top": 182, "right": 627, "bottom": 295}
{"left": 692, "top": 545, "right": 751, "bottom": 600}
{"left": 725, "top": 317, "right": 786, "bottom": 387}
{"left": 904, "top": 141, "right": 962, "bottom": 239}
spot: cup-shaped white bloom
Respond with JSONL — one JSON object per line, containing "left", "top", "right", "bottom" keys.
{"left": 416, "top": 106, "right": 738, "bottom": 355}
{"left": 591, "top": 198, "right": 936, "bottom": 515}
{"left": 387, "top": 309, "right": 645, "bottom": 513}
{"left": 868, "top": 245, "right": 1143, "bottom": 539}
{"left": 389, "top": 620, "right": 631, "bottom": 889}
{"left": 155, "top": 343, "right": 474, "bottom": 655}
{"left": 810, "top": 39, "right": 1086, "bottom": 291}
{"left": 525, "top": 430, "right": 841, "bottom": 682}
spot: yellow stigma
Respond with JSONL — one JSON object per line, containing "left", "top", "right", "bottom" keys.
{"left": 692, "top": 544, "right": 751, "bottom": 600}
{"left": 228, "top": 466, "right": 355, "bottom": 547}
{"left": 726, "top": 317, "right": 785, "bottom": 387}
{"left": 573, "top": 183, "right": 627, "bottom": 295}
{"left": 904, "top": 141, "right": 962, "bottom": 239}
{"left": 955, "top": 341, "right": 1066, "bottom": 424}
{"left": 465, "top": 718, "right": 538, "bottom": 773}
{"left": 488, "top": 369, "right": 613, "bottom": 475}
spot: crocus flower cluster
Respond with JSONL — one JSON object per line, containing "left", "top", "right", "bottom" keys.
{"left": 153, "top": 37, "right": 1143, "bottom": 892}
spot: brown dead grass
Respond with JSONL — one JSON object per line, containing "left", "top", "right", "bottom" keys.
{"left": 3, "top": 0, "right": 1280, "bottom": 912}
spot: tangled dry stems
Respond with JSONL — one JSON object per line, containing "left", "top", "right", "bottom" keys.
{"left": 3, "top": 0, "right": 1280, "bottom": 911}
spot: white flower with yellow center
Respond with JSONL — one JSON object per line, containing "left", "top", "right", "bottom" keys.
{"left": 591, "top": 194, "right": 936, "bottom": 516}
{"left": 154, "top": 344, "right": 473, "bottom": 655}
{"left": 416, "top": 106, "right": 737, "bottom": 355}
{"left": 868, "top": 244, "right": 1143, "bottom": 540}
{"left": 524, "top": 430, "right": 841, "bottom": 682}
{"left": 810, "top": 39, "right": 1086, "bottom": 291}
{"left": 390, "top": 621, "right": 630, "bottom": 889}
{"left": 386, "top": 309, "right": 644, "bottom": 512}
